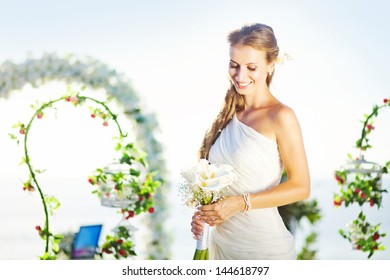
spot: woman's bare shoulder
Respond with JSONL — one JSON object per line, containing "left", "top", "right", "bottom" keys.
{"left": 270, "top": 103, "right": 297, "bottom": 122}
{"left": 268, "top": 103, "right": 301, "bottom": 138}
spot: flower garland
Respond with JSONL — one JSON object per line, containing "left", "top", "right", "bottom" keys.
{"left": 334, "top": 98, "right": 390, "bottom": 258}
{"left": 0, "top": 53, "right": 171, "bottom": 259}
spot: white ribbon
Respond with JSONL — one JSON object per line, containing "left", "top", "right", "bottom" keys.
{"left": 196, "top": 222, "right": 210, "bottom": 250}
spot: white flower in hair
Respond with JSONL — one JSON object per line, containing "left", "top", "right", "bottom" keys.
{"left": 276, "top": 52, "right": 292, "bottom": 65}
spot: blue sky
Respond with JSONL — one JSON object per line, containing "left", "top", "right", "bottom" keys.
{"left": 1, "top": 0, "right": 390, "bottom": 260}
{"left": 2, "top": 0, "right": 390, "bottom": 178}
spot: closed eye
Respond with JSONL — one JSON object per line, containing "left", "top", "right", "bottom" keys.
{"left": 229, "top": 62, "right": 238, "bottom": 68}
{"left": 248, "top": 66, "right": 257, "bottom": 71}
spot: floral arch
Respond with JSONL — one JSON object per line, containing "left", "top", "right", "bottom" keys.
{"left": 0, "top": 53, "right": 170, "bottom": 259}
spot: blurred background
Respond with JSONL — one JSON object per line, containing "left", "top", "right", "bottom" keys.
{"left": 0, "top": 0, "right": 390, "bottom": 260}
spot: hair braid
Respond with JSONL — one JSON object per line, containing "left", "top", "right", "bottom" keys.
{"left": 199, "top": 85, "right": 244, "bottom": 159}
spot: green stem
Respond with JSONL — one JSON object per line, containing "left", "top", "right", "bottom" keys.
{"left": 200, "top": 249, "right": 206, "bottom": 260}
{"left": 23, "top": 99, "right": 63, "bottom": 254}
{"left": 193, "top": 249, "right": 209, "bottom": 260}
{"left": 22, "top": 93, "right": 126, "bottom": 257}
{"left": 357, "top": 104, "right": 386, "bottom": 151}
{"left": 83, "top": 96, "right": 126, "bottom": 138}
{"left": 193, "top": 250, "right": 201, "bottom": 260}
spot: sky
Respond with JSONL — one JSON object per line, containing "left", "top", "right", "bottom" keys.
{"left": 0, "top": 0, "right": 390, "bottom": 260}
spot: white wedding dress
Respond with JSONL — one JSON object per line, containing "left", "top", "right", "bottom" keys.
{"left": 208, "top": 114, "right": 296, "bottom": 260}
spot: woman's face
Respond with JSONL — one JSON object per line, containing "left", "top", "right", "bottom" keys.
{"left": 228, "top": 44, "right": 274, "bottom": 96}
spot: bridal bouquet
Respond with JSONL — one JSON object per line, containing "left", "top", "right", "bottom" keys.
{"left": 179, "top": 159, "right": 237, "bottom": 260}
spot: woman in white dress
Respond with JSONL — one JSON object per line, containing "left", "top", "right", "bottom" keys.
{"left": 191, "top": 23, "right": 310, "bottom": 259}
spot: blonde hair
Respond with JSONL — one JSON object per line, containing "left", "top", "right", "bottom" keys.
{"left": 199, "top": 23, "right": 279, "bottom": 159}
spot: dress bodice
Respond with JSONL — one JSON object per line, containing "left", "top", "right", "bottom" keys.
{"left": 209, "top": 114, "right": 284, "bottom": 195}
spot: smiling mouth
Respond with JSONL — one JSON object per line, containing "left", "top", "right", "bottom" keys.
{"left": 236, "top": 81, "right": 252, "bottom": 89}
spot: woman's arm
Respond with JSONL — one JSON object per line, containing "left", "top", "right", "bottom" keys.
{"left": 250, "top": 105, "right": 310, "bottom": 208}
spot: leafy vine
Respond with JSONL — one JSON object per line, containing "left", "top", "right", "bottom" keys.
{"left": 334, "top": 98, "right": 390, "bottom": 258}
{"left": 9, "top": 85, "right": 161, "bottom": 260}
{"left": 1, "top": 53, "right": 170, "bottom": 259}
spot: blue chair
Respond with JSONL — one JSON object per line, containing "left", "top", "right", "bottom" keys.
{"left": 71, "top": 224, "right": 102, "bottom": 260}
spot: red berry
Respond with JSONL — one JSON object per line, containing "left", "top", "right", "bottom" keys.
{"left": 23, "top": 187, "right": 27, "bottom": 191}
{"left": 65, "top": 97, "right": 71, "bottom": 102}
{"left": 360, "top": 192, "right": 367, "bottom": 199}
{"left": 356, "top": 245, "right": 361, "bottom": 250}
{"left": 384, "top": 98, "right": 388, "bottom": 104}
{"left": 91, "top": 114, "right": 96, "bottom": 118}
{"left": 103, "top": 121, "right": 108, "bottom": 126}
{"left": 117, "top": 239, "right": 123, "bottom": 244}
{"left": 335, "top": 175, "right": 344, "bottom": 184}
{"left": 373, "top": 233, "right": 380, "bottom": 241}
{"left": 118, "top": 249, "right": 126, "bottom": 256}
{"left": 148, "top": 207, "right": 155, "bottom": 214}
{"left": 138, "top": 195, "right": 144, "bottom": 201}
{"left": 126, "top": 211, "right": 135, "bottom": 219}
{"left": 37, "top": 113, "right": 43, "bottom": 119}
{"left": 354, "top": 188, "right": 360, "bottom": 194}
{"left": 88, "top": 178, "right": 94, "bottom": 184}
{"left": 103, "top": 248, "right": 112, "bottom": 254}
{"left": 35, "top": 226, "right": 41, "bottom": 231}
{"left": 333, "top": 198, "right": 343, "bottom": 206}
{"left": 366, "top": 124, "right": 374, "bottom": 131}
{"left": 370, "top": 198, "right": 375, "bottom": 207}
{"left": 19, "top": 129, "right": 25, "bottom": 134}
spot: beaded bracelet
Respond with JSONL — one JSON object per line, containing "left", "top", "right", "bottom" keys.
{"left": 242, "top": 193, "right": 251, "bottom": 212}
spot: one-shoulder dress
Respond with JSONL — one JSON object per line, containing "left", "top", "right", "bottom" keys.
{"left": 208, "top": 114, "right": 296, "bottom": 260}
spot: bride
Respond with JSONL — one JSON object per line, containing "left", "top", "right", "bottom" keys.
{"left": 191, "top": 23, "right": 310, "bottom": 260}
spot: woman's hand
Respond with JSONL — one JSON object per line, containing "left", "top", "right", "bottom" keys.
{"left": 195, "top": 195, "right": 244, "bottom": 226}
{"left": 191, "top": 213, "right": 204, "bottom": 240}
